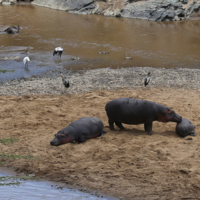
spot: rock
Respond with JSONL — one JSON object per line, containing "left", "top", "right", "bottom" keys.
{"left": 121, "top": 0, "right": 197, "bottom": 21}
{"left": 32, "top": 0, "right": 95, "bottom": 13}
{"left": 32, "top": 0, "right": 200, "bottom": 21}
{"left": 180, "top": 0, "right": 188, "bottom": 4}
{"left": 2, "top": 2, "right": 12, "bottom": 5}
{"left": 9, "top": 0, "right": 15, "bottom": 5}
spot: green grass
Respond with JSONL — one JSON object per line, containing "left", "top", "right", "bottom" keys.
{"left": 0, "top": 161, "right": 8, "bottom": 165}
{"left": 0, "top": 138, "right": 18, "bottom": 145}
{"left": 0, "top": 69, "right": 15, "bottom": 73}
{"left": 0, "top": 152, "right": 36, "bottom": 160}
{"left": 0, "top": 175, "right": 40, "bottom": 186}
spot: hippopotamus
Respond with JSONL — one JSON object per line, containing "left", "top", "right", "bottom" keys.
{"left": 176, "top": 118, "right": 196, "bottom": 137}
{"left": 50, "top": 117, "right": 107, "bottom": 146}
{"left": 105, "top": 98, "right": 182, "bottom": 135}
{"left": 0, "top": 25, "right": 21, "bottom": 34}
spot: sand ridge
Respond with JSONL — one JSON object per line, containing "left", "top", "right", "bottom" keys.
{"left": 0, "top": 87, "right": 200, "bottom": 200}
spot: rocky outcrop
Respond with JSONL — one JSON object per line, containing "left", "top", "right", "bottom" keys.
{"left": 121, "top": 0, "right": 200, "bottom": 21}
{"left": 31, "top": 0, "right": 200, "bottom": 21}
{"left": 32, "top": 0, "right": 95, "bottom": 13}
{"left": 0, "top": 0, "right": 16, "bottom": 5}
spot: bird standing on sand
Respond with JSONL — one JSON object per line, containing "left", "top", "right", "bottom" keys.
{"left": 53, "top": 47, "right": 63, "bottom": 58}
{"left": 126, "top": 54, "right": 132, "bottom": 60}
{"left": 99, "top": 49, "right": 109, "bottom": 54}
{"left": 144, "top": 72, "right": 151, "bottom": 87}
{"left": 23, "top": 56, "right": 30, "bottom": 68}
{"left": 60, "top": 74, "right": 70, "bottom": 88}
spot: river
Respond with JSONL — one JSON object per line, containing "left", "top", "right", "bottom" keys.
{"left": 0, "top": 4, "right": 200, "bottom": 81}
{"left": 0, "top": 171, "right": 116, "bottom": 200}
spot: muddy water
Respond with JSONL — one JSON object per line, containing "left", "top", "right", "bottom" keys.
{"left": 0, "top": 4, "right": 200, "bottom": 81}
{"left": 0, "top": 172, "right": 115, "bottom": 200}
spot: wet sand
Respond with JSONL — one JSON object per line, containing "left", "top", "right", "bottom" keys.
{"left": 0, "top": 68, "right": 200, "bottom": 199}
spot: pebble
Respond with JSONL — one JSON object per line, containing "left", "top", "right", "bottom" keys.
{"left": 0, "top": 66, "right": 199, "bottom": 96}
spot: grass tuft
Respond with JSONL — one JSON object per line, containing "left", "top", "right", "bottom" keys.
{"left": 0, "top": 69, "right": 15, "bottom": 73}
{"left": 0, "top": 152, "right": 36, "bottom": 160}
{"left": 0, "top": 175, "right": 40, "bottom": 186}
{"left": 0, "top": 138, "right": 18, "bottom": 145}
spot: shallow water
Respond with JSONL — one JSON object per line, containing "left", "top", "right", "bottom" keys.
{"left": 0, "top": 4, "right": 200, "bottom": 81}
{"left": 0, "top": 172, "right": 115, "bottom": 200}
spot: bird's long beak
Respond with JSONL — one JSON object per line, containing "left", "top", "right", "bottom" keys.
{"left": 60, "top": 74, "right": 64, "bottom": 78}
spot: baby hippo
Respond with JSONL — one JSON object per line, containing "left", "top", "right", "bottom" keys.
{"left": 50, "top": 117, "right": 107, "bottom": 146}
{"left": 176, "top": 118, "right": 196, "bottom": 137}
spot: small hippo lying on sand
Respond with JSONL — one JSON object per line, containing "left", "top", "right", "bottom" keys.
{"left": 176, "top": 118, "right": 196, "bottom": 137}
{"left": 105, "top": 98, "right": 182, "bottom": 135}
{"left": 50, "top": 117, "right": 107, "bottom": 146}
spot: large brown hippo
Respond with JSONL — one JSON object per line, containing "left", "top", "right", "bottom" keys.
{"left": 176, "top": 118, "right": 196, "bottom": 137}
{"left": 50, "top": 117, "right": 107, "bottom": 146}
{"left": 105, "top": 98, "right": 182, "bottom": 135}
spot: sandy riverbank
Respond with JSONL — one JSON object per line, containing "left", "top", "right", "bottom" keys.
{"left": 0, "top": 67, "right": 200, "bottom": 200}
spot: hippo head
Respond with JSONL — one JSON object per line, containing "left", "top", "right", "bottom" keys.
{"left": 156, "top": 107, "right": 182, "bottom": 123}
{"left": 50, "top": 130, "right": 73, "bottom": 146}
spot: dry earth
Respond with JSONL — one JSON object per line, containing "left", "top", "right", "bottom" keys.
{"left": 0, "top": 87, "right": 200, "bottom": 200}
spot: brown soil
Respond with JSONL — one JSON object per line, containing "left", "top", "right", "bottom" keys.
{"left": 0, "top": 87, "right": 200, "bottom": 200}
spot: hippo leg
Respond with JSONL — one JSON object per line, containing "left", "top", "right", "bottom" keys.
{"left": 100, "top": 129, "right": 108, "bottom": 137}
{"left": 115, "top": 122, "right": 125, "bottom": 130}
{"left": 144, "top": 122, "right": 153, "bottom": 135}
{"left": 78, "top": 136, "right": 87, "bottom": 143}
{"left": 108, "top": 119, "right": 115, "bottom": 130}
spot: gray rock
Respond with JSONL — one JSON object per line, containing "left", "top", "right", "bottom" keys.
{"left": 121, "top": 0, "right": 197, "bottom": 21}
{"left": 180, "top": 0, "right": 188, "bottom": 4}
{"left": 32, "top": 0, "right": 200, "bottom": 21}
{"left": 68, "top": 0, "right": 94, "bottom": 11}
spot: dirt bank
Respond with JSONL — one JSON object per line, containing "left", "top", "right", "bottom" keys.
{"left": 0, "top": 87, "right": 200, "bottom": 200}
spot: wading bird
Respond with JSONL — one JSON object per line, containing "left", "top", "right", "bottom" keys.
{"left": 144, "top": 72, "right": 151, "bottom": 87}
{"left": 23, "top": 56, "right": 30, "bottom": 68}
{"left": 53, "top": 47, "right": 63, "bottom": 58}
{"left": 60, "top": 74, "right": 70, "bottom": 89}
{"left": 126, "top": 54, "right": 132, "bottom": 60}
{"left": 99, "top": 49, "right": 109, "bottom": 54}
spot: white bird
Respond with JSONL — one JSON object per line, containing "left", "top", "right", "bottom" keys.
{"left": 144, "top": 72, "right": 151, "bottom": 87}
{"left": 60, "top": 74, "right": 70, "bottom": 88}
{"left": 126, "top": 54, "right": 132, "bottom": 60}
{"left": 53, "top": 46, "right": 63, "bottom": 58}
{"left": 23, "top": 56, "right": 30, "bottom": 68}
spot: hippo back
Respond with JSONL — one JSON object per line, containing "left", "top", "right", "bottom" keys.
{"left": 68, "top": 117, "right": 104, "bottom": 138}
{"left": 105, "top": 98, "right": 156, "bottom": 124}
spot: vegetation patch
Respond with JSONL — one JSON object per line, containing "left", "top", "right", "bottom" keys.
{"left": 0, "top": 69, "right": 15, "bottom": 73}
{"left": 0, "top": 175, "right": 40, "bottom": 186}
{"left": 0, "top": 138, "right": 18, "bottom": 145}
{"left": 0, "top": 161, "right": 8, "bottom": 165}
{"left": 0, "top": 152, "right": 36, "bottom": 160}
